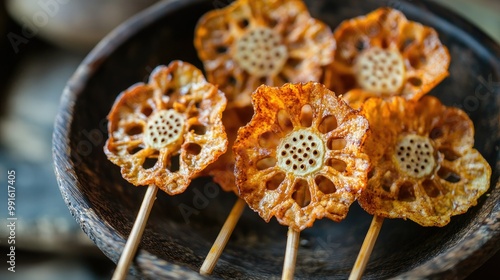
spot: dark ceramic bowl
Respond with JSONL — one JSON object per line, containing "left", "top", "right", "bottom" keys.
{"left": 53, "top": 0, "right": 500, "bottom": 279}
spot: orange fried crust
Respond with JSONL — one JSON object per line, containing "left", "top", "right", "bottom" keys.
{"left": 194, "top": 0, "right": 335, "bottom": 108}
{"left": 104, "top": 61, "right": 228, "bottom": 195}
{"left": 199, "top": 105, "right": 254, "bottom": 192}
{"left": 233, "top": 82, "right": 370, "bottom": 231}
{"left": 359, "top": 96, "right": 491, "bottom": 226}
{"left": 324, "top": 7, "right": 450, "bottom": 109}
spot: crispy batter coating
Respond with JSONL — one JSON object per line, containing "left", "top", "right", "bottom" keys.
{"left": 194, "top": 0, "right": 335, "bottom": 108}
{"left": 359, "top": 96, "right": 491, "bottom": 226}
{"left": 104, "top": 61, "right": 228, "bottom": 195}
{"left": 323, "top": 7, "right": 450, "bottom": 109}
{"left": 233, "top": 82, "right": 370, "bottom": 231}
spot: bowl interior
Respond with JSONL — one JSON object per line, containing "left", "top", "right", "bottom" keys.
{"left": 54, "top": 0, "right": 500, "bottom": 279}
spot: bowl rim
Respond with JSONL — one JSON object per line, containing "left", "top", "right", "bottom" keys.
{"left": 53, "top": 1, "right": 210, "bottom": 278}
{"left": 52, "top": 0, "right": 500, "bottom": 279}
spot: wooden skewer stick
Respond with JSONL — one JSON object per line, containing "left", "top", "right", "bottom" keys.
{"left": 112, "top": 184, "right": 158, "bottom": 280}
{"left": 282, "top": 187, "right": 307, "bottom": 280}
{"left": 348, "top": 215, "right": 385, "bottom": 280}
{"left": 282, "top": 226, "right": 301, "bottom": 280}
{"left": 200, "top": 197, "right": 246, "bottom": 275}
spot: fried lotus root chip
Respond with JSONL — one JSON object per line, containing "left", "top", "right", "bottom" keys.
{"left": 233, "top": 82, "right": 370, "bottom": 231}
{"left": 194, "top": 0, "right": 335, "bottom": 108}
{"left": 323, "top": 7, "right": 450, "bottom": 109}
{"left": 199, "top": 105, "right": 254, "bottom": 192}
{"left": 104, "top": 61, "right": 228, "bottom": 195}
{"left": 359, "top": 96, "right": 491, "bottom": 227}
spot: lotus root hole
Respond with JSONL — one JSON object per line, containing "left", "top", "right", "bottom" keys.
{"left": 259, "top": 131, "right": 280, "bottom": 149}
{"left": 125, "top": 123, "right": 143, "bottom": 136}
{"left": 266, "top": 172, "right": 285, "bottom": 191}
{"left": 397, "top": 181, "right": 416, "bottom": 201}
{"left": 277, "top": 129, "right": 325, "bottom": 176}
{"left": 292, "top": 179, "right": 311, "bottom": 207}
{"left": 238, "top": 18, "right": 249, "bottom": 29}
{"left": 169, "top": 154, "right": 180, "bottom": 172}
{"left": 189, "top": 124, "right": 207, "bottom": 135}
{"left": 422, "top": 179, "right": 441, "bottom": 197}
{"left": 141, "top": 106, "right": 153, "bottom": 117}
{"left": 381, "top": 170, "right": 396, "bottom": 193}
{"left": 144, "top": 109, "right": 184, "bottom": 149}
{"left": 127, "top": 146, "right": 143, "bottom": 155}
{"left": 394, "top": 134, "right": 436, "bottom": 178}
{"left": 315, "top": 175, "right": 336, "bottom": 194}
{"left": 234, "top": 26, "right": 288, "bottom": 77}
{"left": 216, "top": 46, "right": 227, "bottom": 54}
{"left": 327, "top": 158, "right": 347, "bottom": 172}
{"left": 439, "top": 147, "right": 460, "bottom": 161}
{"left": 437, "top": 166, "right": 461, "bottom": 183}
{"left": 429, "top": 126, "right": 444, "bottom": 139}
{"left": 318, "top": 115, "right": 338, "bottom": 133}
{"left": 142, "top": 157, "right": 157, "bottom": 169}
{"left": 277, "top": 109, "right": 293, "bottom": 133}
{"left": 300, "top": 104, "right": 313, "bottom": 127}
{"left": 186, "top": 143, "right": 202, "bottom": 155}
{"left": 328, "top": 138, "right": 347, "bottom": 150}
{"left": 354, "top": 47, "right": 405, "bottom": 94}
{"left": 408, "top": 77, "right": 423, "bottom": 87}
{"left": 256, "top": 157, "right": 277, "bottom": 170}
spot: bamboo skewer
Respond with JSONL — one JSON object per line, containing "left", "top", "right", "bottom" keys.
{"left": 282, "top": 227, "right": 301, "bottom": 280}
{"left": 282, "top": 187, "right": 307, "bottom": 280}
{"left": 112, "top": 184, "right": 158, "bottom": 280}
{"left": 348, "top": 215, "right": 385, "bottom": 280}
{"left": 200, "top": 197, "right": 246, "bottom": 275}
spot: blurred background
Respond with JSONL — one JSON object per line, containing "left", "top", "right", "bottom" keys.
{"left": 0, "top": 0, "right": 498, "bottom": 279}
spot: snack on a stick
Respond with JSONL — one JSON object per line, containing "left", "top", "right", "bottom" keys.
{"left": 104, "top": 60, "right": 228, "bottom": 195}
{"left": 233, "top": 82, "right": 370, "bottom": 232}
{"left": 359, "top": 96, "right": 491, "bottom": 226}
{"left": 194, "top": 0, "right": 335, "bottom": 108}
{"left": 324, "top": 7, "right": 450, "bottom": 109}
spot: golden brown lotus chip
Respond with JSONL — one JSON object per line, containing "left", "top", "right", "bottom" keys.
{"left": 324, "top": 7, "right": 450, "bottom": 109}
{"left": 233, "top": 82, "right": 370, "bottom": 231}
{"left": 359, "top": 96, "right": 491, "bottom": 227}
{"left": 194, "top": 0, "right": 335, "bottom": 108}
{"left": 104, "top": 61, "right": 228, "bottom": 195}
